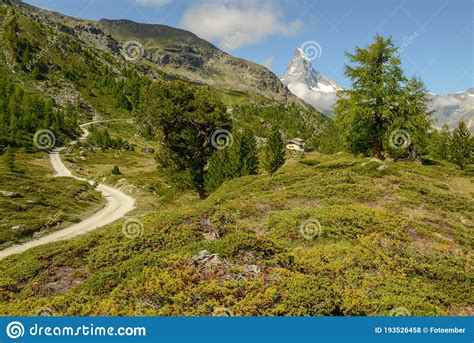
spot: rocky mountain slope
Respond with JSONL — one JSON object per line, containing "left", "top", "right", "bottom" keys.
{"left": 15, "top": 1, "right": 291, "bottom": 102}
{"left": 281, "top": 48, "right": 342, "bottom": 115}
{"left": 430, "top": 88, "right": 474, "bottom": 132}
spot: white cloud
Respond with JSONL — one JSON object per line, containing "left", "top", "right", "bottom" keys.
{"left": 134, "top": 0, "right": 171, "bottom": 7}
{"left": 180, "top": 0, "right": 303, "bottom": 50}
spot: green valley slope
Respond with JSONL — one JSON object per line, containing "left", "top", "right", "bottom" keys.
{"left": 0, "top": 153, "right": 472, "bottom": 316}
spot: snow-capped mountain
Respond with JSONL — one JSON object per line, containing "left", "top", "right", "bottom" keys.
{"left": 281, "top": 48, "right": 473, "bottom": 130}
{"left": 281, "top": 48, "right": 342, "bottom": 115}
{"left": 429, "top": 88, "right": 474, "bottom": 133}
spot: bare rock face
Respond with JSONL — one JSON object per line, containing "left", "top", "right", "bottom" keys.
{"left": 73, "top": 24, "right": 121, "bottom": 54}
{"left": 146, "top": 46, "right": 205, "bottom": 70}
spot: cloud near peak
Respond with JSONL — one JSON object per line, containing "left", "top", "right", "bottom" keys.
{"left": 180, "top": 0, "right": 303, "bottom": 50}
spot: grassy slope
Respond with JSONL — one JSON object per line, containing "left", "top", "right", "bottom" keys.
{"left": 0, "top": 153, "right": 472, "bottom": 316}
{"left": 0, "top": 152, "right": 105, "bottom": 248}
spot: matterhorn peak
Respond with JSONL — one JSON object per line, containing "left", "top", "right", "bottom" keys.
{"left": 294, "top": 48, "right": 311, "bottom": 61}
{"left": 281, "top": 48, "right": 343, "bottom": 115}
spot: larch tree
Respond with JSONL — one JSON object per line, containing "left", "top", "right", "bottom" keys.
{"left": 335, "top": 35, "right": 431, "bottom": 159}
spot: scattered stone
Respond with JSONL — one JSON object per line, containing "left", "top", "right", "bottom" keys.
{"left": 11, "top": 225, "right": 20, "bottom": 231}
{"left": 377, "top": 165, "right": 386, "bottom": 171}
{"left": 141, "top": 147, "right": 155, "bottom": 154}
{"left": 191, "top": 250, "right": 223, "bottom": 267}
{"left": 79, "top": 156, "right": 87, "bottom": 161}
{"left": 1, "top": 191, "right": 22, "bottom": 198}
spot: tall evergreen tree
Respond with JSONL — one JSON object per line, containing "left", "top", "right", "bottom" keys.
{"left": 204, "top": 129, "right": 260, "bottom": 193}
{"left": 236, "top": 130, "right": 259, "bottom": 176}
{"left": 429, "top": 124, "right": 451, "bottom": 160}
{"left": 449, "top": 121, "right": 472, "bottom": 170}
{"left": 438, "top": 124, "right": 452, "bottom": 160}
{"left": 263, "top": 128, "right": 285, "bottom": 176}
{"left": 334, "top": 35, "right": 431, "bottom": 159}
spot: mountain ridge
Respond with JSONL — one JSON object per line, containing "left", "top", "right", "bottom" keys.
{"left": 12, "top": 0, "right": 295, "bottom": 103}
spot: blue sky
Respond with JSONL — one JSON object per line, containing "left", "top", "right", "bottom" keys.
{"left": 24, "top": 0, "right": 473, "bottom": 94}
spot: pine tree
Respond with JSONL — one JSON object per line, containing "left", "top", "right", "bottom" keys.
{"left": 263, "top": 128, "right": 285, "bottom": 176}
{"left": 430, "top": 124, "right": 451, "bottom": 160}
{"left": 239, "top": 130, "right": 259, "bottom": 176}
{"left": 335, "top": 35, "right": 431, "bottom": 159}
{"left": 204, "top": 130, "right": 259, "bottom": 193}
{"left": 449, "top": 121, "right": 472, "bottom": 169}
{"left": 4, "top": 146, "right": 16, "bottom": 172}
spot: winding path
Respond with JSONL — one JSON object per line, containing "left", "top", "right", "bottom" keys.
{"left": 0, "top": 120, "right": 136, "bottom": 260}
